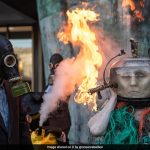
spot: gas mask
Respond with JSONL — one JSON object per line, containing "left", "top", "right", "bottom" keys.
{"left": 0, "top": 35, "right": 31, "bottom": 97}
{"left": 48, "top": 53, "right": 63, "bottom": 85}
{"left": 48, "top": 62, "right": 59, "bottom": 85}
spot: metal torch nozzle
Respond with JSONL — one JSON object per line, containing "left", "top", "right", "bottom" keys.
{"left": 88, "top": 83, "right": 118, "bottom": 95}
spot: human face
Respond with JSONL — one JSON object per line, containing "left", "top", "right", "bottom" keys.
{"left": 115, "top": 67, "right": 150, "bottom": 98}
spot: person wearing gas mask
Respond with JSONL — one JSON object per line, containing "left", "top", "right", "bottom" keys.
{"left": 88, "top": 45, "right": 150, "bottom": 144}
{"left": 42, "top": 53, "right": 71, "bottom": 144}
{"left": 44, "top": 53, "right": 63, "bottom": 93}
{"left": 0, "top": 35, "right": 34, "bottom": 144}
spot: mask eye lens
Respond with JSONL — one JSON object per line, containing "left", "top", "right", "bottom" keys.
{"left": 55, "top": 63, "right": 59, "bottom": 68}
{"left": 4, "top": 54, "right": 16, "bottom": 67}
{"left": 49, "top": 63, "right": 53, "bottom": 69}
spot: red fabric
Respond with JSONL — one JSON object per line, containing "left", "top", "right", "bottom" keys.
{"left": 139, "top": 108, "right": 150, "bottom": 138}
{"left": 115, "top": 102, "right": 127, "bottom": 109}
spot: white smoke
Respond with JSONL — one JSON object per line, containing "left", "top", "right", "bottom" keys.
{"left": 39, "top": 56, "right": 86, "bottom": 126}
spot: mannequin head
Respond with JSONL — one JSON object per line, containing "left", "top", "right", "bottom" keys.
{"left": 110, "top": 58, "right": 150, "bottom": 99}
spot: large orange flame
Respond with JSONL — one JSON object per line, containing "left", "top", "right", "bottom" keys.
{"left": 122, "top": 0, "right": 144, "bottom": 22}
{"left": 57, "top": 8, "right": 102, "bottom": 111}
